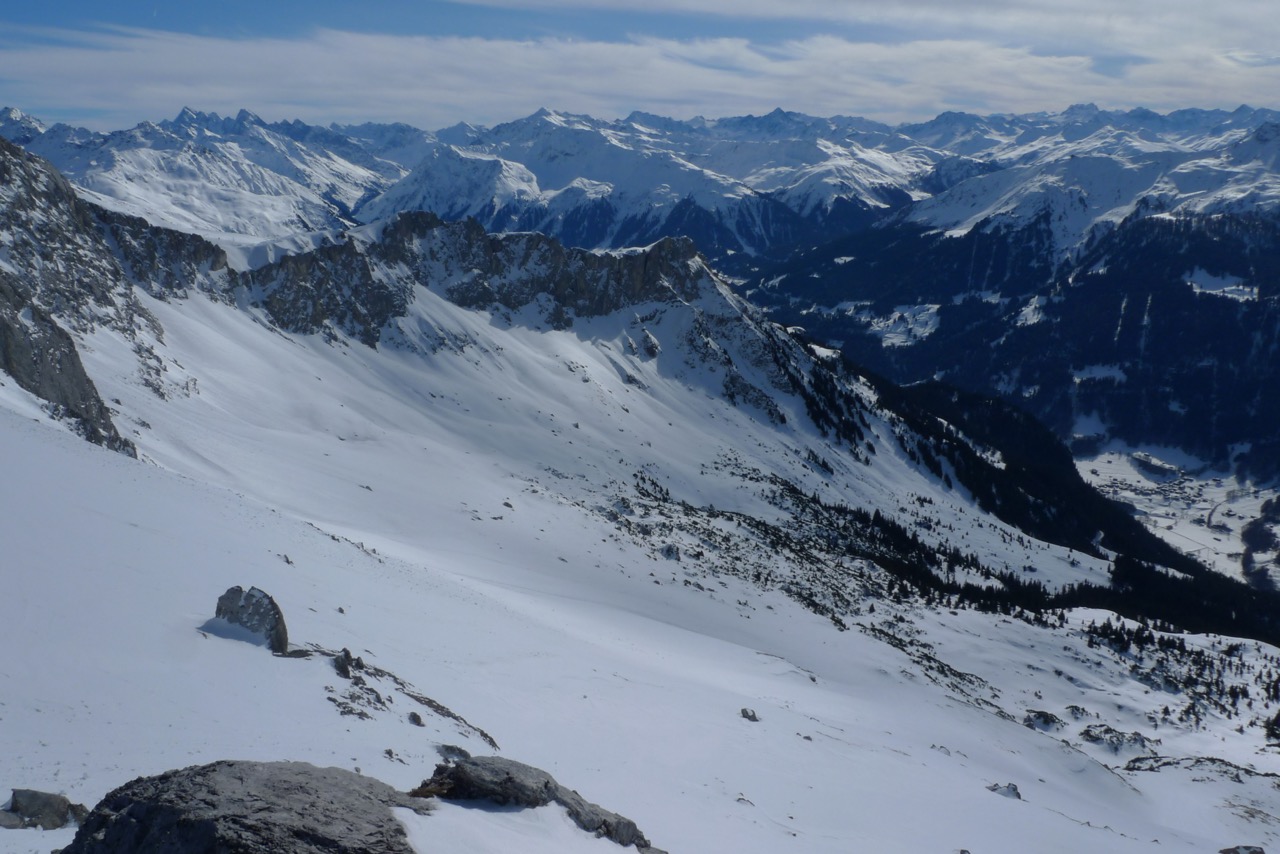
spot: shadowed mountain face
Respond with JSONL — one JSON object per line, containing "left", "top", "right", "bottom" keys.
{"left": 750, "top": 210, "right": 1280, "bottom": 481}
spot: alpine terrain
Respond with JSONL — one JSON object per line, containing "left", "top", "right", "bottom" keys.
{"left": 3, "top": 104, "right": 1280, "bottom": 853}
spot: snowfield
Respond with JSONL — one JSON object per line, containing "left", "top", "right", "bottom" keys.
{"left": 4, "top": 279, "right": 1280, "bottom": 853}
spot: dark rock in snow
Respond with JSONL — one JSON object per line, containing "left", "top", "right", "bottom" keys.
{"left": 0, "top": 138, "right": 140, "bottom": 456}
{"left": 412, "top": 755, "right": 665, "bottom": 852}
{"left": 741, "top": 708, "right": 760, "bottom": 722}
{"left": 986, "top": 782, "right": 1021, "bottom": 800}
{"left": 1219, "top": 847, "right": 1266, "bottom": 854}
{"left": 1022, "top": 709, "right": 1065, "bottom": 732}
{"left": 435, "top": 744, "right": 471, "bottom": 761}
{"left": 333, "top": 647, "right": 365, "bottom": 679}
{"left": 60, "top": 760, "right": 429, "bottom": 854}
{"left": 1079, "top": 723, "right": 1160, "bottom": 755}
{"left": 214, "top": 586, "right": 289, "bottom": 654}
{"left": 0, "top": 788, "right": 87, "bottom": 830}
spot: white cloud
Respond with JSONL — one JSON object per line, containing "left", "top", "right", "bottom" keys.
{"left": 0, "top": 24, "right": 1275, "bottom": 131}
{"left": 446, "top": 0, "right": 1279, "bottom": 57}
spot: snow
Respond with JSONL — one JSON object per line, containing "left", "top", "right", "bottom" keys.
{"left": 1016, "top": 295, "right": 1047, "bottom": 326}
{"left": 1073, "top": 364, "right": 1127, "bottom": 383}
{"left": 1079, "top": 441, "right": 1279, "bottom": 580}
{"left": 820, "top": 302, "right": 941, "bottom": 347}
{"left": 396, "top": 804, "right": 623, "bottom": 853}
{"left": 8, "top": 102, "right": 1280, "bottom": 853}
{"left": 10, "top": 103, "right": 1280, "bottom": 269}
{"left": 1185, "top": 267, "right": 1258, "bottom": 301}
{"left": 5, "top": 269, "right": 1280, "bottom": 851}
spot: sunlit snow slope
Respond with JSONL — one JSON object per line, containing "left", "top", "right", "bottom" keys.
{"left": 7, "top": 343, "right": 1280, "bottom": 854}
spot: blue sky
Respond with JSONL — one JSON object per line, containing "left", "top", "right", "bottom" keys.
{"left": 1, "top": 0, "right": 1276, "bottom": 130}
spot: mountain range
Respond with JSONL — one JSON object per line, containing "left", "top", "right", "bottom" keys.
{"left": 6, "top": 101, "right": 1279, "bottom": 490}
{"left": 4, "top": 103, "right": 1280, "bottom": 852}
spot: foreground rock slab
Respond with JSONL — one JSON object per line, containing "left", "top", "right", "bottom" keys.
{"left": 412, "top": 755, "right": 665, "bottom": 852}
{"left": 60, "top": 760, "right": 429, "bottom": 853}
{"left": 1, "top": 788, "right": 87, "bottom": 830}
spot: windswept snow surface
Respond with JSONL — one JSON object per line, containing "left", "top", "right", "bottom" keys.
{"left": 5, "top": 279, "right": 1280, "bottom": 852}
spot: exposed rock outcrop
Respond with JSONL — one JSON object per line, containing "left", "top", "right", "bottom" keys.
{"left": 1022, "top": 709, "right": 1065, "bottom": 732}
{"left": 411, "top": 755, "right": 664, "bottom": 852}
{"left": 239, "top": 211, "right": 713, "bottom": 343}
{"left": 0, "top": 788, "right": 87, "bottom": 830}
{"left": 214, "top": 586, "right": 289, "bottom": 654}
{"left": 0, "top": 137, "right": 140, "bottom": 453}
{"left": 1079, "top": 723, "right": 1160, "bottom": 755}
{"left": 986, "top": 782, "right": 1022, "bottom": 799}
{"left": 0, "top": 272, "right": 134, "bottom": 454}
{"left": 60, "top": 760, "right": 429, "bottom": 854}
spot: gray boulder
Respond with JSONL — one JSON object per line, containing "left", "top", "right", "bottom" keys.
{"left": 412, "top": 755, "right": 664, "bottom": 852}
{"left": 214, "top": 586, "right": 289, "bottom": 654}
{"left": 60, "top": 760, "right": 429, "bottom": 853}
{"left": 0, "top": 788, "right": 87, "bottom": 830}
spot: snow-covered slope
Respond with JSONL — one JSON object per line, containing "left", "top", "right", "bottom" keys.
{"left": 9, "top": 103, "right": 1280, "bottom": 273}
{"left": 0, "top": 107, "right": 434, "bottom": 256}
{"left": 6, "top": 140, "right": 1280, "bottom": 853}
{"left": 358, "top": 108, "right": 939, "bottom": 258}
{"left": 9, "top": 387, "right": 1280, "bottom": 854}
{"left": 901, "top": 105, "right": 1280, "bottom": 258}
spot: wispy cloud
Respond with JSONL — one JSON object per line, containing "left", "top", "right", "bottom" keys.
{"left": 445, "top": 0, "right": 1278, "bottom": 56}
{"left": 0, "top": 23, "right": 1274, "bottom": 131}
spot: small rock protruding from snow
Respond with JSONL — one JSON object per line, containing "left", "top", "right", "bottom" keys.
{"left": 741, "top": 708, "right": 760, "bottom": 722}
{"left": 435, "top": 744, "right": 472, "bottom": 762}
{"left": 411, "top": 755, "right": 664, "bottom": 853}
{"left": 1078, "top": 723, "right": 1160, "bottom": 756}
{"left": 986, "top": 782, "right": 1021, "bottom": 800}
{"left": 1022, "top": 709, "right": 1066, "bottom": 732}
{"left": 1218, "top": 847, "right": 1267, "bottom": 854}
{"left": 214, "top": 585, "right": 289, "bottom": 654}
{"left": 333, "top": 647, "right": 365, "bottom": 679}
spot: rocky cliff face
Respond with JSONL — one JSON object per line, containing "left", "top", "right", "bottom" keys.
{"left": 0, "top": 138, "right": 135, "bottom": 453}
{"left": 95, "top": 208, "right": 231, "bottom": 301}
{"left": 236, "top": 212, "right": 715, "bottom": 344}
